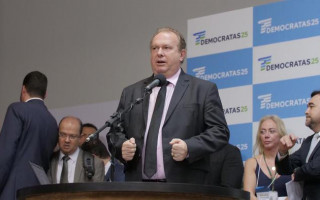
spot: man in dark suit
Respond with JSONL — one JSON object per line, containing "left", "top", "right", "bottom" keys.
{"left": 114, "top": 27, "right": 229, "bottom": 183}
{"left": 0, "top": 71, "right": 58, "bottom": 200}
{"left": 276, "top": 90, "right": 320, "bottom": 200}
{"left": 48, "top": 116, "right": 105, "bottom": 183}
{"left": 205, "top": 144, "right": 243, "bottom": 189}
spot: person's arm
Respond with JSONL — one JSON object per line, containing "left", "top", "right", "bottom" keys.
{"left": 243, "top": 158, "right": 258, "bottom": 200}
{"left": 0, "top": 104, "right": 22, "bottom": 191}
{"left": 184, "top": 83, "right": 230, "bottom": 163}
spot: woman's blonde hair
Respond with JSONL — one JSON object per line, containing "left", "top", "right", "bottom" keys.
{"left": 254, "top": 115, "right": 287, "bottom": 155}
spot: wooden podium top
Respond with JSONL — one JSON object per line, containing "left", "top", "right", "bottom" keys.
{"left": 17, "top": 182, "right": 249, "bottom": 200}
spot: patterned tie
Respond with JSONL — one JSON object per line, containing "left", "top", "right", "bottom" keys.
{"left": 144, "top": 83, "right": 167, "bottom": 178}
{"left": 306, "top": 133, "right": 320, "bottom": 163}
{"left": 60, "top": 155, "right": 70, "bottom": 183}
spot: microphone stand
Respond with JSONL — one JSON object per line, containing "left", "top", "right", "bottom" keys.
{"left": 87, "top": 90, "right": 152, "bottom": 182}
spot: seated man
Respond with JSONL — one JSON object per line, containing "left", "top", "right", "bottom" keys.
{"left": 48, "top": 116, "right": 105, "bottom": 183}
{"left": 205, "top": 143, "right": 243, "bottom": 189}
{"left": 82, "top": 138, "right": 125, "bottom": 182}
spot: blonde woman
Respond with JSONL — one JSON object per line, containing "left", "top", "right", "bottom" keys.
{"left": 243, "top": 115, "right": 291, "bottom": 200}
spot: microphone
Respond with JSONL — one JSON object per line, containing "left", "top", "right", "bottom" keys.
{"left": 86, "top": 133, "right": 97, "bottom": 142}
{"left": 145, "top": 74, "right": 167, "bottom": 91}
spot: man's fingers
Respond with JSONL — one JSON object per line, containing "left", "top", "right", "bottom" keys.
{"left": 129, "top": 137, "right": 136, "bottom": 144}
{"left": 169, "top": 138, "right": 181, "bottom": 145}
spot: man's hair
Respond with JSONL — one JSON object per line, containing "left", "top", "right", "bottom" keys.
{"left": 82, "top": 123, "right": 98, "bottom": 131}
{"left": 82, "top": 139, "right": 110, "bottom": 159}
{"left": 311, "top": 90, "right": 320, "bottom": 97}
{"left": 59, "top": 116, "right": 83, "bottom": 135}
{"left": 150, "top": 27, "right": 186, "bottom": 51}
{"left": 23, "top": 71, "right": 48, "bottom": 99}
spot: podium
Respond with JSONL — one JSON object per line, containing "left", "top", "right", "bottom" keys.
{"left": 17, "top": 182, "right": 249, "bottom": 200}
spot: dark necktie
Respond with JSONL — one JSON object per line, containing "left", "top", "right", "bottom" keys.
{"left": 144, "top": 83, "right": 167, "bottom": 178}
{"left": 60, "top": 155, "right": 70, "bottom": 183}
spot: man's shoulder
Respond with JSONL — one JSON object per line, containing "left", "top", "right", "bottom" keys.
{"left": 125, "top": 76, "right": 152, "bottom": 89}
{"left": 182, "top": 73, "right": 216, "bottom": 87}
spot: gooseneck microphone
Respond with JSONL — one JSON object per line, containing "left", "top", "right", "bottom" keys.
{"left": 145, "top": 74, "right": 167, "bottom": 92}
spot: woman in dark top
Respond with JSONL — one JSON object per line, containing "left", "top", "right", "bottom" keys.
{"left": 243, "top": 115, "right": 292, "bottom": 200}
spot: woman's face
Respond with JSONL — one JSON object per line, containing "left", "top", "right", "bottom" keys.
{"left": 259, "top": 119, "right": 281, "bottom": 151}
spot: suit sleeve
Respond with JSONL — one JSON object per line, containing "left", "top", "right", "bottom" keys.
{"left": 185, "top": 83, "right": 230, "bottom": 163}
{"left": 93, "top": 158, "right": 106, "bottom": 182}
{"left": 275, "top": 142, "right": 320, "bottom": 181}
{"left": 0, "top": 104, "right": 23, "bottom": 190}
{"left": 113, "top": 89, "right": 133, "bottom": 163}
{"left": 293, "top": 150, "right": 320, "bottom": 181}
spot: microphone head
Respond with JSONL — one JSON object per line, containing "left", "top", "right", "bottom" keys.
{"left": 154, "top": 74, "right": 167, "bottom": 86}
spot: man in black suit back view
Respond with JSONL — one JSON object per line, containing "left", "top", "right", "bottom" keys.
{"left": 0, "top": 71, "right": 58, "bottom": 200}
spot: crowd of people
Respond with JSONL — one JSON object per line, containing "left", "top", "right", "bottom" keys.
{"left": 0, "top": 27, "right": 319, "bottom": 200}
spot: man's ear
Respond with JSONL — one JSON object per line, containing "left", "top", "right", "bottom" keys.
{"left": 180, "top": 49, "right": 186, "bottom": 62}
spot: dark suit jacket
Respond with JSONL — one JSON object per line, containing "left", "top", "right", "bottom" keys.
{"left": 205, "top": 144, "right": 243, "bottom": 189}
{"left": 276, "top": 134, "right": 320, "bottom": 200}
{"left": 0, "top": 99, "right": 58, "bottom": 200}
{"left": 115, "top": 70, "right": 230, "bottom": 183}
{"left": 105, "top": 160, "right": 125, "bottom": 182}
{"left": 48, "top": 149, "right": 105, "bottom": 183}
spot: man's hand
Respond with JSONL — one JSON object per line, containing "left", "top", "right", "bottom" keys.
{"left": 169, "top": 138, "right": 188, "bottom": 161}
{"left": 122, "top": 137, "right": 136, "bottom": 161}
{"left": 279, "top": 134, "right": 297, "bottom": 155}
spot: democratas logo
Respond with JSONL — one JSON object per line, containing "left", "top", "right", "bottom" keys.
{"left": 192, "top": 66, "right": 249, "bottom": 81}
{"left": 257, "top": 93, "right": 309, "bottom": 110}
{"left": 193, "top": 31, "right": 206, "bottom": 45}
{"left": 192, "top": 30, "right": 248, "bottom": 46}
{"left": 192, "top": 66, "right": 206, "bottom": 78}
{"left": 258, "top": 17, "right": 319, "bottom": 34}
{"left": 258, "top": 56, "right": 319, "bottom": 71}
{"left": 223, "top": 106, "right": 248, "bottom": 115}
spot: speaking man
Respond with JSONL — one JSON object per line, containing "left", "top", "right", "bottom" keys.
{"left": 114, "top": 27, "right": 229, "bottom": 183}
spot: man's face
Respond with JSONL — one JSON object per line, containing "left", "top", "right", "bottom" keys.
{"left": 150, "top": 31, "right": 186, "bottom": 78}
{"left": 79, "top": 126, "right": 97, "bottom": 146}
{"left": 305, "top": 94, "right": 320, "bottom": 132}
{"left": 58, "top": 118, "right": 81, "bottom": 155}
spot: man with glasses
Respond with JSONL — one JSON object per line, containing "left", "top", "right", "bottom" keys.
{"left": 47, "top": 116, "right": 105, "bottom": 183}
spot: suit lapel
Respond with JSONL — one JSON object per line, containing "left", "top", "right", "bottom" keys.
{"left": 164, "top": 72, "right": 189, "bottom": 125}
{"left": 309, "top": 134, "right": 320, "bottom": 161}
{"left": 52, "top": 154, "right": 59, "bottom": 183}
{"left": 141, "top": 76, "right": 153, "bottom": 136}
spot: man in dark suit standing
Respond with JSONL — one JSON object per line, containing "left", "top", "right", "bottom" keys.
{"left": 0, "top": 71, "right": 58, "bottom": 200}
{"left": 276, "top": 90, "right": 320, "bottom": 200}
{"left": 115, "top": 27, "right": 229, "bottom": 183}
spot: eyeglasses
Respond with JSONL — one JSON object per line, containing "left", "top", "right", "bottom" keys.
{"left": 59, "top": 133, "right": 79, "bottom": 140}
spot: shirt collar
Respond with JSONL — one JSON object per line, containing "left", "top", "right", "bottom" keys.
{"left": 166, "top": 68, "right": 181, "bottom": 87}
{"left": 59, "top": 147, "right": 80, "bottom": 162}
{"left": 25, "top": 97, "right": 43, "bottom": 102}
